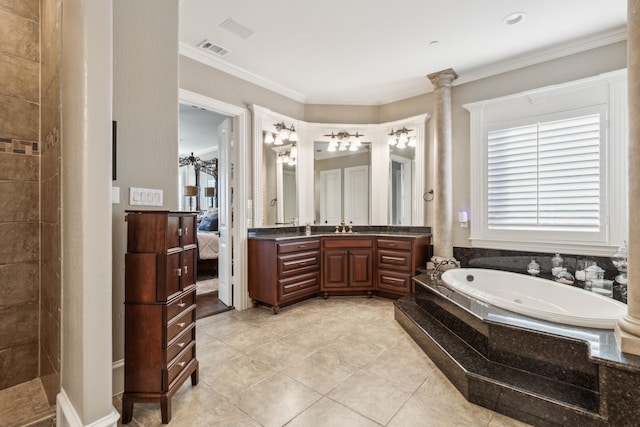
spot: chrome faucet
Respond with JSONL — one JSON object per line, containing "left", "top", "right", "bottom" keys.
{"left": 430, "top": 257, "right": 458, "bottom": 281}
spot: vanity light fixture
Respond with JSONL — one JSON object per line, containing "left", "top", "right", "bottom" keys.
{"left": 388, "top": 127, "right": 414, "bottom": 148}
{"left": 323, "top": 131, "right": 365, "bottom": 152}
{"left": 263, "top": 131, "right": 275, "bottom": 144}
{"left": 273, "top": 122, "right": 298, "bottom": 142}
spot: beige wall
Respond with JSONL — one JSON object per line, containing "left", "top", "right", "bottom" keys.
{"left": 112, "top": 0, "right": 180, "bottom": 366}
{"left": 0, "top": 0, "right": 40, "bottom": 392}
{"left": 179, "top": 41, "right": 627, "bottom": 244}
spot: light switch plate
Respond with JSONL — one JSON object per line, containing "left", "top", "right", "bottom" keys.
{"left": 112, "top": 186, "right": 120, "bottom": 204}
{"left": 129, "top": 187, "right": 163, "bottom": 206}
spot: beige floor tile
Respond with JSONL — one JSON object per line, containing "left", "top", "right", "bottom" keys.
{"left": 387, "top": 390, "right": 494, "bottom": 427}
{"left": 362, "top": 343, "right": 436, "bottom": 390}
{"left": 200, "top": 353, "right": 279, "bottom": 401}
{"left": 488, "top": 412, "right": 534, "bottom": 427}
{"left": 318, "top": 334, "right": 386, "bottom": 368}
{"left": 197, "top": 338, "right": 243, "bottom": 369}
{"left": 171, "top": 395, "right": 261, "bottom": 427}
{"left": 287, "top": 397, "right": 382, "bottom": 427}
{"left": 328, "top": 370, "right": 414, "bottom": 425}
{"left": 233, "top": 374, "right": 322, "bottom": 427}
{"left": 245, "top": 337, "right": 313, "bottom": 372}
{"left": 286, "top": 350, "right": 358, "bottom": 394}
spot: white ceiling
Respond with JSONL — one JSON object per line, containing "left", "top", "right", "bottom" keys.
{"left": 179, "top": 0, "right": 627, "bottom": 106}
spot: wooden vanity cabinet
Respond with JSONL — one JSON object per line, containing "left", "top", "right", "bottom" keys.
{"left": 123, "top": 211, "right": 199, "bottom": 424}
{"left": 248, "top": 238, "right": 321, "bottom": 313}
{"left": 376, "top": 236, "right": 430, "bottom": 296}
{"left": 321, "top": 237, "right": 374, "bottom": 296}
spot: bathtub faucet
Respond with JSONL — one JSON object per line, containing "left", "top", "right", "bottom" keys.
{"left": 430, "top": 257, "right": 459, "bottom": 281}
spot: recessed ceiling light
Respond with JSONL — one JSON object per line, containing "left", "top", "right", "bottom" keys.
{"left": 503, "top": 12, "right": 525, "bottom": 25}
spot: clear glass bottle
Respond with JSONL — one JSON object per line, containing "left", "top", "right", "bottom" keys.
{"left": 585, "top": 264, "right": 604, "bottom": 291}
{"left": 551, "top": 253, "right": 564, "bottom": 277}
{"left": 527, "top": 259, "right": 540, "bottom": 276}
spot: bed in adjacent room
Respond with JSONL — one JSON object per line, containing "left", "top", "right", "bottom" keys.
{"left": 197, "top": 209, "right": 219, "bottom": 276}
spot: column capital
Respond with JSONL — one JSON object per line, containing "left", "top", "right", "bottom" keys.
{"left": 427, "top": 68, "right": 459, "bottom": 89}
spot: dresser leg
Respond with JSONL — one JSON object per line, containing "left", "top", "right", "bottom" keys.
{"left": 367, "top": 291, "right": 373, "bottom": 298}
{"left": 121, "top": 396, "right": 133, "bottom": 424}
{"left": 160, "top": 396, "right": 171, "bottom": 424}
{"left": 323, "top": 292, "right": 329, "bottom": 299}
{"left": 272, "top": 306, "right": 279, "bottom": 314}
{"left": 191, "top": 365, "right": 199, "bottom": 385}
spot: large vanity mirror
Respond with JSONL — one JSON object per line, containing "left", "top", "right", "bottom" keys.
{"left": 251, "top": 104, "right": 429, "bottom": 228}
{"left": 313, "top": 131, "right": 371, "bottom": 225}
{"left": 251, "top": 105, "right": 299, "bottom": 227}
{"left": 387, "top": 128, "right": 416, "bottom": 225}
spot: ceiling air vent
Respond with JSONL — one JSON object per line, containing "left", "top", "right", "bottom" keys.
{"left": 198, "top": 40, "right": 231, "bottom": 57}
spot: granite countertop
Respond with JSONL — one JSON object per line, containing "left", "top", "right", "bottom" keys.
{"left": 248, "top": 225, "right": 431, "bottom": 241}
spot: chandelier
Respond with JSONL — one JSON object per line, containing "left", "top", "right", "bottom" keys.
{"left": 323, "top": 131, "right": 364, "bottom": 152}
{"left": 264, "top": 122, "right": 298, "bottom": 145}
{"left": 387, "top": 127, "right": 415, "bottom": 149}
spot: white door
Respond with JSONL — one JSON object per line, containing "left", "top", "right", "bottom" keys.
{"left": 320, "top": 169, "right": 342, "bottom": 225}
{"left": 344, "top": 165, "right": 369, "bottom": 225}
{"left": 217, "top": 119, "right": 232, "bottom": 306}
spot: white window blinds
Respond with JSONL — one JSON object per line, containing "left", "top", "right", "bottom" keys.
{"left": 487, "top": 114, "right": 601, "bottom": 231}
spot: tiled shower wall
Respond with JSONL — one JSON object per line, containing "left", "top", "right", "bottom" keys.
{"left": 0, "top": 0, "right": 61, "bottom": 404}
{"left": 40, "top": 0, "right": 62, "bottom": 404}
{"left": 0, "top": 0, "right": 41, "bottom": 390}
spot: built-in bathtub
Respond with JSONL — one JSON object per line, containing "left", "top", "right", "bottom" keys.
{"left": 395, "top": 269, "right": 640, "bottom": 426}
{"left": 440, "top": 268, "right": 627, "bottom": 329}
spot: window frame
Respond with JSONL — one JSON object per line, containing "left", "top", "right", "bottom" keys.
{"left": 464, "top": 70, "right": 628, "bottom": 256}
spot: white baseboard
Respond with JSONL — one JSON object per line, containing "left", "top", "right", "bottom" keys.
{"left": 112, "top": 359, "right": 124, "bottom": 396}
{"left": 56, "top": 388, "right": 120, "bottom": 427}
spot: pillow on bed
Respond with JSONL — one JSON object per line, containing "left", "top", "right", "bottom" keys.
{"left": 198, "top": 215, "right": 218, "bottom": 231}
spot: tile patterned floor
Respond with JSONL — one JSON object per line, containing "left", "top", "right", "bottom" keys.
{"left": 114, "top": 297, "right": 532, "bottom": 427}
{"left": 0, "top": 379, "right": 55, "bottom": 427}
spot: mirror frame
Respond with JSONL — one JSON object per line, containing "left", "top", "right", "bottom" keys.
{"left": 251, "top": 104, "right": 430, "bottom": 227}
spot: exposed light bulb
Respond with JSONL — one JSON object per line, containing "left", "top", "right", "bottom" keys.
{"left": 399, "top": 132, "right": 409, "bottom": 144}
{"left": 408, "top": 136, "right": 416, "bottom": 147}
{"left": 397, "top": 139, "right": 407, "bottom": 149}
{"left": 290, "top": 145, "right": 297, "bottom": 159}
{"left": 274, "top": 136, "right": 284, "bottom": 146}
{"left": 388, "top": 136, "right": 397, "bottom": 145}
{"left": 338, "top": 140, "right": 348, "bottom": 151}
{"left": 289, "top": 130, "right": 299, "bottom": 142}
{"left": 264, "top": 132, "right": 275, "bottom": 144}
{"left": 328, "top": 139, "right": 338, "bottom": 152}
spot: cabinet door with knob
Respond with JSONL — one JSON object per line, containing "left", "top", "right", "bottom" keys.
{"left": 123, "top": 211, "right": 199, "bottom": 424}
{"left": 321, "top": 237, "right": 374, "bottom": 294}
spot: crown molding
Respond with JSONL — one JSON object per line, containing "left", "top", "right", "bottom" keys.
{"left": 180, "top": 27, "right": 627, "bottom": 107}
{"left": 455, "top": 26, "right": 627, "bottom": 87}
{"left": 179, "top": 42, "right": 307, "bottom": 103}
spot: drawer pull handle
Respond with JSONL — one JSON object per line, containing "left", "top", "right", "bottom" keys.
{"left": 177, "top": 361, "right": 186, "bottom": 368}
{"left": 177, "top": 228, "right": 183, "bottom": 237}
{"left": 176, "top": 268, "right": 182, "bottom": 277}
{"left": 177, "top": 322, "right": 186, "bottom": 328}
{"left": 388, "top": 243, "right": 396, "bottom": 247}
{"left": 178, "top": 301, "right": 186, "bottom": 308}
{"left": 183, "top": 265, "right": 189, "bottom": 274}
{"left": 299, "top": 262, "right": 306, "bottom": 266}
{"left": 177, "top": 342, "right": 186, "bottom": 348}
{"left": 184, "top": 227, "right": 188, "bottom": 236}
{"left": 297, "top": 245, "right": 306, "bottom": 249}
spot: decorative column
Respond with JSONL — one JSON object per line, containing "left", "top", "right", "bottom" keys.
{"left": 616, "top": 0, "right": 640, "bottom": 355}
{"left": 427, "top": 68, "right": 458, "bottom": 260}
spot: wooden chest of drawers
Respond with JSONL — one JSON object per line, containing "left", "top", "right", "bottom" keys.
{"left": 248, "top": 238, "right": 321, "bottom": 313}
{"left": 122, "top": 211, "right": 199, "bottom": 424}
